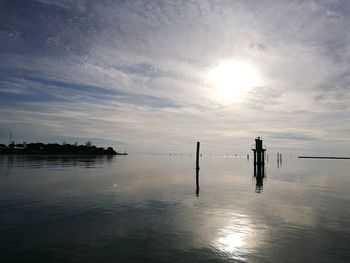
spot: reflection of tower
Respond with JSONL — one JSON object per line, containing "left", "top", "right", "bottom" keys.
{"left": 277, "top": 153, "right": 282, "bottom": 168}
{"left": 252, "top": 137, "right": 266, "bottom": 193}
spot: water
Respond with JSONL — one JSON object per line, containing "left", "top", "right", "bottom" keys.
{"left": 0, "top": 154, "right": 349, "bottom": 262}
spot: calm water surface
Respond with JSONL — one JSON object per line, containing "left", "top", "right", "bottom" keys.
{"left": 0, "top": 154, "right": 349, "bottom": 262}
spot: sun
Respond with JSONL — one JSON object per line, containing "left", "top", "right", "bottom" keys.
{"left": 207, "top": 60, "right": 260, "bottom": 103}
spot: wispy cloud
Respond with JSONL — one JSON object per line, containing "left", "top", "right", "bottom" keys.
{"left": 0, "top": 0, "right": 349, "bottom": 154}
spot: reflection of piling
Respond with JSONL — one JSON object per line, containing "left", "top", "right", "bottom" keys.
{"left": 196, "top": 169, "right": 199, "bottom": 196}
{"left": 196, "top": 142, "right": 200, "bottom": 196}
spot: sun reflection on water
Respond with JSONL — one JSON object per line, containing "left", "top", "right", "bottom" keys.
{"left": 217, "top": 230, "right": 245, "bottom": 253}
{"left": 214, "top": 214, "right": 265, "bottom": 260}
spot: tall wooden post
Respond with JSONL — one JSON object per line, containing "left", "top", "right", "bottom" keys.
{"left": 196, "top": 142, "right": 200, "bottom": 195}
{"left": 196, "top": 142, "right": 200, "bottom": 171}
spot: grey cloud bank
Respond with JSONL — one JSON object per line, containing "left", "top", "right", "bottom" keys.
{"left": 0, "top": 0, "right": 349, "bottom": 155}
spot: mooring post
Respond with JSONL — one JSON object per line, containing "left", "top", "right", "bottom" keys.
{"left": 196, "top": 142, "right": 200, "bottom": 171}
{"left": 195, "top": 142, "right": 200, "bottom": 196}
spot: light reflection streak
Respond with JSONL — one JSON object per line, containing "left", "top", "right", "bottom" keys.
{"left": 214, "top": 213, "right": 265, "bottom": 260}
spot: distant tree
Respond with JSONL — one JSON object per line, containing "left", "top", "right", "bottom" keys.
{"left": 74, "top": 141, "right": 78, "bottom": 146}
{"left": 85, "top": 141, "right": 92, "bottom": 147}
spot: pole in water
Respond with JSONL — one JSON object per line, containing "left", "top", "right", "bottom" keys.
{"left": 196, "top": 142, "right": 200, "bottom": 171}
{"left": 196, "top": 142, "right": 200, "bottom": 195}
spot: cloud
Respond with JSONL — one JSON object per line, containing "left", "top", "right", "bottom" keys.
{"left": 0, "top": 0, "right": 349, "bottom": 154}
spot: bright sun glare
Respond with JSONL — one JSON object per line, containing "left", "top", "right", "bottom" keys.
{"left": 207, "top": 60, "right": 260, "bottom": 103}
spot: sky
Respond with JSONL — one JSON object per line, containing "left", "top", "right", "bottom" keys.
{"left": 0, "top": 0, "right": 350, "bottom": 155}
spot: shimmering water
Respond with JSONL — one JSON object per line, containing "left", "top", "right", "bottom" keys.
{"left": 0, "top": 154, "right": 349, "bottom": 262}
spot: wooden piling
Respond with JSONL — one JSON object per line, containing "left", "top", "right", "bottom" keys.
{"left": 196, "top": 142, "right": 200, "bottom": 196}
{"left": 196, "top": 142, "right": 200, "bottom": 171}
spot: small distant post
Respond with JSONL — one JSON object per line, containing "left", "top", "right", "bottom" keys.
{"left": 196, "top": 142, "right": 200, "bottom": 171}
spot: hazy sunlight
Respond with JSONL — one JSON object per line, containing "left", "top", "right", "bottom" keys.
{"left": 207, "top": 60, "right": 260, "bottom": 103}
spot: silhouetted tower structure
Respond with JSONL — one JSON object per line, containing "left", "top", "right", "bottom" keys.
{"left": 252, "top": 137, "right": 266, "bottom": 192}
{"left": 252, "top": 137, "right": 266, "bottom": 166}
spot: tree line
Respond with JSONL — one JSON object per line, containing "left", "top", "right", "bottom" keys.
{"left": 0, "top": 141, "right": 121, "bottom": 155}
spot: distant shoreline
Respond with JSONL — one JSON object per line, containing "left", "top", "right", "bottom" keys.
{"left": 298, "top": 156, "right": 350, "bottom": 159}
{"left": 0, "top": 152, "right": 127, "bottom": 156}
{"left": 0, "top": 142, "right": 127, "bottom": 156}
